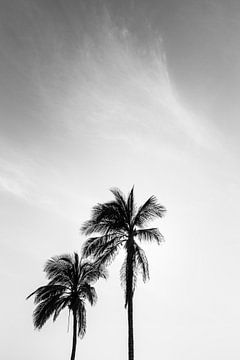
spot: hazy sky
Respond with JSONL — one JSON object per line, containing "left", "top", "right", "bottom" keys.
{"left": 1, "top": 1, "right": 240, "bottom": 359}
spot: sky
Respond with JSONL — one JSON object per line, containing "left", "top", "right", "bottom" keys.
{"left": 0, "top": 0, "right": 240, "bottom": 359}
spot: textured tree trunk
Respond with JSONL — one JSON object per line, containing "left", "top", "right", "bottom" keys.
{"left": 128, "top": 293, "right": 134, "bottom": 360}
{"left": 70, "top": 311, "right": 77, "bottom": 360}
{"left": 127, "top": 235, "right": 134, "bottom": 360}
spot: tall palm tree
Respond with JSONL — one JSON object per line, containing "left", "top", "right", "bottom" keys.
{"left": 81, "top": 187, "right": 166, "bottom": 360}
{"left": 27, "top": 252, "right": 107, "bottom": 360}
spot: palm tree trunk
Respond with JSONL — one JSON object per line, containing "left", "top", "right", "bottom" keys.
{"left": 128, "top": 293, "right": 134, "bottom": 360}
{"left": 70, "top": 310, "right": 77, "bottom": 360}
{"left": 127, "top": 235, "right": 134, "bottom": 360}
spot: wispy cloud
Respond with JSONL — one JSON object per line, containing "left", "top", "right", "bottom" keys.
{"left": 0, "top": 155, "right": 83, "bottom": 223}
{"left": 0, "top": 4, "right": 226, "bottom": 222}
{"left": 37, "top": 9, "right": 220, "bottom": 152}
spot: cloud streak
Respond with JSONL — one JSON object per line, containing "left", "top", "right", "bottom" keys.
{"left": 0, "top": 2, "right": 226, "bottom": 220}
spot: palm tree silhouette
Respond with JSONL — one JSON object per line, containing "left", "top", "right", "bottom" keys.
{"left": 27, "top": 252, "right": 107, "bottom": 360}
{"left": 81, "top": 187, "right": 166, "bottom": 360}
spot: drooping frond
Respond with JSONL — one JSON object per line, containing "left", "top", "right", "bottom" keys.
{"left": 120, "top": 255, "right": 138, "bottom": 307}
{"left": 94, "top": 236, "right": 125, "bottom": 258}
{"left": 134, "top": 244, "right": 149, "bottom": 282}
{"left": 31, "top": 293, "right": 69, "bottom": 329}
{"left": 80, "top": 283, "right": 98, "bottom": 305}
{"left": 136, "top": 228, "right": 164, "bottom": 244}
{"left": 120, "top": 257, "right": 128, "bottom": 307}
{"left": 120, "top": 257, "right": 127, "bottom": 291}
{"left": 53, "top": 297, "right": 69, "bottom": 321}
{"left": 95, "top": 241, "right": 122, "bottom": 267}
{"left": 82, "top": 234, "right": 111, "bottom": 258}
{"left": 134, "top": 196, "right": 166, "bottom": 227}
{"left": 27, "top": 284, "right": 67, "bottom": 303}
{"left": 77, "top": 303, "right": 86, "bottom": 338}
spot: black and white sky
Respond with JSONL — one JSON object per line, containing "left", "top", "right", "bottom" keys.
{"left": 1, "top": 1, "right": 240, "bottom": 359}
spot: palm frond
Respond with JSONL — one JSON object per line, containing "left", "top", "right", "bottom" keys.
{"left": 127, "top": 186, "right": 136, "bottom": 224}
{"left": 32, "top": 295, "right": 66, "bottom": 329}
{"left": 134, "top": 196, "right": 166, "bottom": 227}
{"left": 53, "top": 297, "right": 69, "bottom": 321}
{"left": 120, "top": 257, "right": 127, "bottom": 291}
{"left": 134, "top": 244, "right": 149, "bottom": 282}
{"left": 120, "top": 255, "right": 138, "bottom": 307}
{"left": 95, "top": 236, "right": 125, "bottom": 258}
{"left": 74, "top": 252, "right": 79, "bottom": 265}
{"left": 57, "top": 255, "right": 73, "bottom": 265}
{"left": 110, "top": 187, "right": 128, "bottom": 216}
{"left": 44, "top": 255, "right": 73, "bottom": 284}
{"left": 82, "top": 235, "right": 111, "bottom": 258}
{"left": 81, "top": 200, "right": 128, "bottom": 235}
{"left": 81, "top": 219, "right": 111, "bottom": 236}
{"left": 79, "top": 260, "right": 108, "bottom": 284}
{"left": 95, "top": 241, "right": 121, "bottom": 267}
{"left": 136, "top": 228, "right": 164, "bottom": 244}
{"left": 80, "top": 283, "right": 97, "bottom": 305}
{"left": 92, "top": 262, "right": 108, "bottom": 280}
{"left": 27, "top": 284, "right": 67, "bottom": 303}
{"left": 77, "top": 303, "right": 86, "bottom": 338}
{"left": 81, "top": 216, "right": 127, "bottom": 236}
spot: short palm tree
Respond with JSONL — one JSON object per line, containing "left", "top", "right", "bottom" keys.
{"left": 27, "top": 252, "right": 107, "bottom": 360}
{"left": 81, "top": 187, "right": 166, "bottom": 360}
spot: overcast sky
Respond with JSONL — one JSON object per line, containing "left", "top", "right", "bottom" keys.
{"left": 1, "top": 1, "right": 240, "bottom": 359}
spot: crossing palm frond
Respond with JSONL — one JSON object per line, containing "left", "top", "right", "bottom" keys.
{"left": 82, "top": 234, "right": 111, "bottom": 258}
{"left": 95, "top": 241, "right": 122, "bottom": 267}
{"left": 79, "top": 261, "right": 108, "bottom": 285}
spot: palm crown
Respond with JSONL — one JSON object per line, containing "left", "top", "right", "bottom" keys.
{"left": 81, "top": 187, "right": 166, "bottom": 305}
{"left": 27, "top": 253, "right": 107, "bottom": 360}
